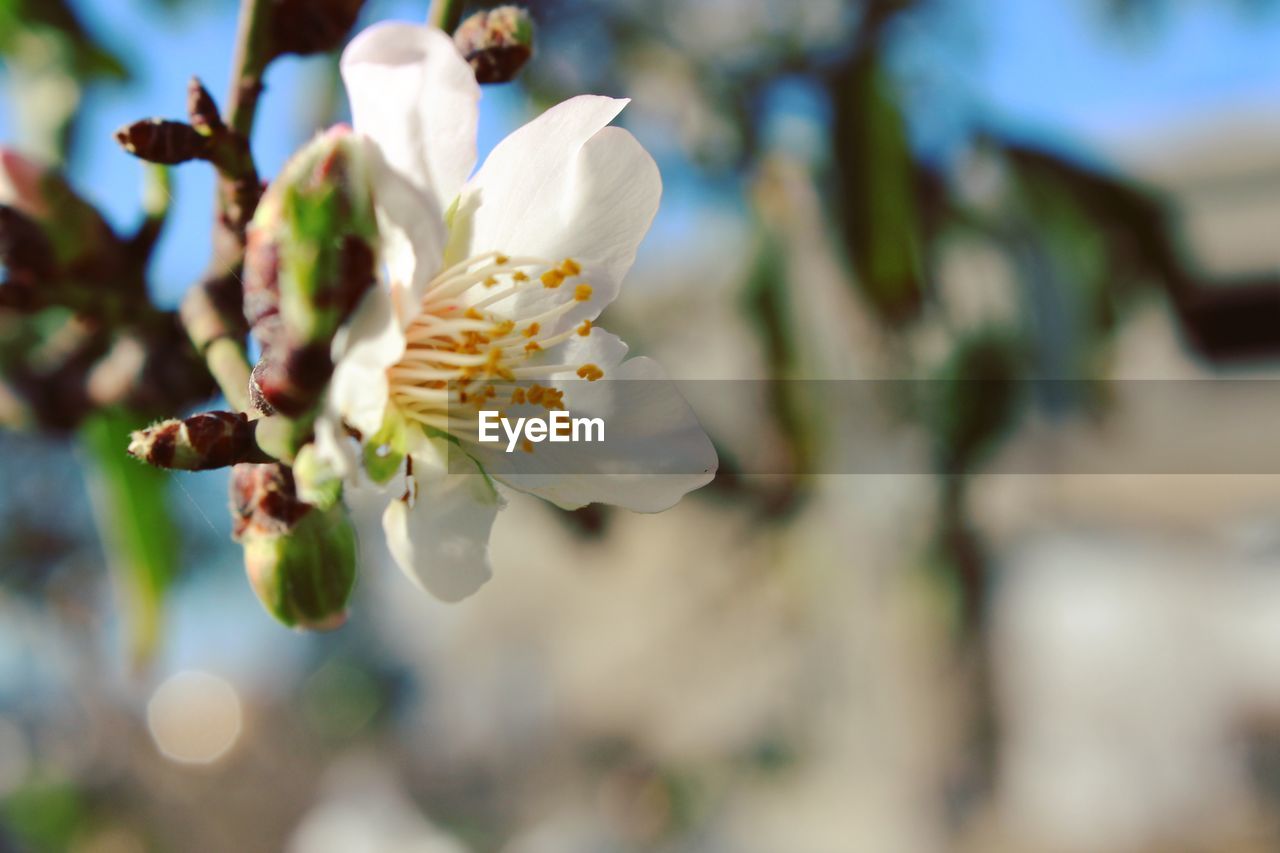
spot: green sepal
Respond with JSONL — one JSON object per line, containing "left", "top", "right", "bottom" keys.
{"left": 363, "top": 408, "right": 409, "bottom": 484}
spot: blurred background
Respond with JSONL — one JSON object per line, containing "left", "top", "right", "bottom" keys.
{"left": 4, "top": 0, "right": 1280, "bottom": 850}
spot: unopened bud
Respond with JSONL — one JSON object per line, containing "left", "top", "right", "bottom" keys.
{"left": 270, "top": 0, "right": 366, "bottom": 58}
{"left": 0, "top": 205, "right": 55, "bottom": 284}
{"left": 187, "top": 77, "right": 225, "bottom": 137}
{"left": 0, "top": 148, "right": 114, "bottom": 269}
{"left": 454, "top": 6, "right": 534, "bottom": 84}
{"left": 129, "top": 410, "right": 266, "bottom": 470}
{"left": 115, "top": 119, "right": 211, "bottom": 165}
{"left": 244, "top": 125, "right": 377, "bottom": 416}
{"left": 230, "top": 463, "right": 356, "bottom": 630}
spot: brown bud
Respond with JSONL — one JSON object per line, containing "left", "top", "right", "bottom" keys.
{"left": 0, "top": 204, "right": 55, "bottom": 283}
{"left": 115, "top": 119, "right": 211, "bottom": 165}
{"left": 129, "top": 410, "right": 268, "bottom": 470}
{"left": 270, "top": 0, "right": 366, "bottom": 58}
{"left": 187, "top": 77, "right": 225, "bottom": 136}
{"left": 454, "top": 6, "right": 535, "bottom": 84}
{"left": 249, "top": 343, "right": 333, "bottom": 419}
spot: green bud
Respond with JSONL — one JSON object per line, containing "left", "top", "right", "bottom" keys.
{"left": 244, "top": 125, "right": 378, "bottom": 417}
{"left": 230, "top": 463, "right": 356, "bottom": 630}
{"left": 293, "top": 443, "right": 343, "bottom": 510}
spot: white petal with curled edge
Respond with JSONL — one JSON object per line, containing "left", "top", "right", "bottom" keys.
{"left": 341, "top": 22, "right": 479, "bottom": 210}
{"left": 341, "top": 23, "right": 480, "bottom": 308}
{"left": 328, "top": 283, "right": 405, "bottom": 438}
{"left": 381, "top": 470, "right": 502, "bottom": 602}
{"left": 447, "top": 98, "right": 661, "bottom": 335}
{"left": 482, "top": 346, "right": 718, "bottom": 513}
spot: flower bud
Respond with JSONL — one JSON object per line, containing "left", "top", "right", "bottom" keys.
{"left": 230, "top": 463, "right": 356, "bottom": 630}
{"left": 244, "top": 125, "right": 378, "bottom": 416}
{"left": 0, "top": 148, "right": 114, "bottom": 270}
{"left": 0, "top": 204, "right": 55, "bottom": 285}
{"left": 115, "top": 118, "right": 211, "bottom": 165}
{"left": 270, "top": 0, "right": 366, "bottom": 58}
{"left": 187, "top": 77, "right": 225, "bottom": 137}
{"left": 454, "top": 6, "right": 535, "bottom": 84}
{"left": 129, "top": 410, "right": 266, "bottom": 470}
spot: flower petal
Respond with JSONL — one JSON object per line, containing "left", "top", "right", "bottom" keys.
{"left": 341, "top": 22, "right": 479, "bottom": 209}
{"left": 381, "top": 471, "right": 502, "bottom": 602}
{"left": 448, "top": 97, "right": 661, "bottom": 335}
{"left": 327, "top": 282, "right": 405, "bottom": 438}
{"left": 341, "top": 23, "right": 479, "bottom": 309}
{"left": 480, "top": 330, "right": 718, "bottom": 512}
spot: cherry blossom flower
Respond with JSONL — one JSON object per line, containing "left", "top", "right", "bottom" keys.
{"left": 315, "top": 22, "right": 716, "bottom": 601}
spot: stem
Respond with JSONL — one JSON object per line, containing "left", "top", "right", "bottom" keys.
{"left": 225, "top": 0, "right": 273, "bottom": 137}
{"left": 428, "top": 0, "right": 467, "bottom": 33}
{"left": 180, "top": 0, "right": 274, "bottom": 411}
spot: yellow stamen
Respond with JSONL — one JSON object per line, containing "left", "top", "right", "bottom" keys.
{"left": 574, "top": 283, "right": 593, "bottom": 302}
{"left": 577, "top": 364, "right": 604, "bottom": 381}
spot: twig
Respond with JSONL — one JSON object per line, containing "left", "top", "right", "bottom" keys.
{"left": 181, "top": 0, "right": 275, "bottom": 411}
{"left": 428, "top": 0, "right": 467, "bottom": 33}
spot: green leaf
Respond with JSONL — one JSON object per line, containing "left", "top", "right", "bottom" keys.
{"left": 79, "top": 408, "right": 179, "bottom": 666}
{"left": 830, "top": 49, "right": 925, "bottom": 324}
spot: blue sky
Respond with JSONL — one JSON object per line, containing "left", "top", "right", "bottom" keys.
{"left": 1, "top": 0, "right": 1279, "bottom": 302}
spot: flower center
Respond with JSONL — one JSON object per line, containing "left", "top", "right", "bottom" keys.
{"left": 386, "top": 251, "right": 604, "bottom": 444}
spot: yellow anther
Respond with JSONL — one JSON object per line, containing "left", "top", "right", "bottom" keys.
{"left": 524, "top": 341, "right": 542, "bottom": 353}
{"left": 574, "top": 283, "right": 593, "bottom": 302}
{"left": 577, "top": 320, "right": 593, "bottom": 337}
{"left": 493, "top": 319, "right": 515, "bottom": 336}
{"left": 464, "top": 307, "right": 483, "bottom": 320}
{"left": 484, "top": 276, "right": 499, "bottom": 288}
{"left": 511, "top": 388, "right": 527, "bottom": 404}
{"left": 496, "top": 253, "right": 510, "bottom": 265}
{"left": 560, "top": 258, "right": 582, "bottom": 276}
{"left": 521, "top": 439, "right": 534, "bottom": 453}
{"left": 577, "top": 364, "right": 604, "bottom": 381}
{"left": 541, "top": 269, "right": 566, "bottom": 288}
{"left": 543, "top": 388, "right": 564, "bottom": 410}
{"left": 523, "top": 322, "right": 541, "bottom": 338}
{"left": 513, "top": 271, "right": 530, "bottom": 282}
{"left": 527, "top": 384, "right": 545, "bottom": 405}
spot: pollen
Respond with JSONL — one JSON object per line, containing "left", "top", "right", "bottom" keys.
{"left": 574, "top": 283, "right": 593, "bottom": 302}
{"left": 577, "top": 320, "right": 593, "bottom": 336}
{"left": 527, "top": 384, "right": 546, "bottom": 405}
{"left": 577, "top": 364, "right": 604, "bottom": 381}
{"left": 464, "top": 307, "right": 483, "bottom": 320}
{"left": 524, "top": 341, "right": 542, "bottom": 353}
{"left": 523, "top": 322, "right": 541, "bottom": 338}
{"left": 541, "top": 269, "right": 566, "bottom": 288}
{"left": 513, "top": 271, "right": 530, "bottom": 282}
{"left": 496, "top": 254, "right": 510, "bottom": 265}
{"left": 484, "top": 276, "right": 499, "bottom": 288}
{"left": 510, "top": 388, "right": 527, "bottom": 404}
{"left": 560, "top": 258, "right": 582, "bottom": 276}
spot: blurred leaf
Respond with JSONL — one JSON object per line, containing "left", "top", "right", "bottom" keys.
{"left": 0, "top": 0, "right": 128, "bottom": 82}
{"left": 830, "top": 49, "right": 924, "bottom": 324}
{"left": 79, "top": 408, "right": 178, "bottom": 666}
{"left": 927, "top": 329, "right": 1024, "bottom": 476}
{"left": 1, "top": 780, "right": 85, "bottom": 853}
